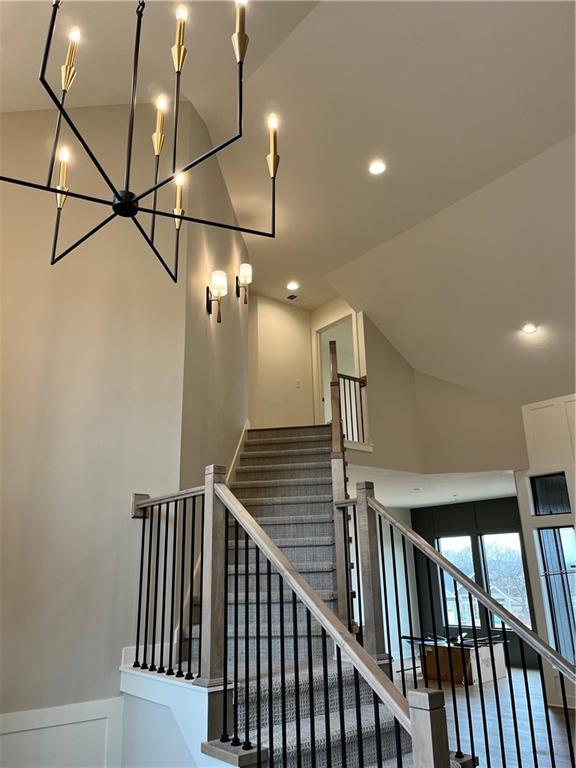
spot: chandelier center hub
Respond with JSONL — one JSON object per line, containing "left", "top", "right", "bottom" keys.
{"left": 112, "top": 190, "right": 139, "bottom": 218}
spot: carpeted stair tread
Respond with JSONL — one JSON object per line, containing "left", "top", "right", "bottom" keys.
{"left": 232, "top": 478, "right": 333, "bottom": 489}
{"left": 228, "top": 560, "right": 336, "bottom": 575}
{"left": 229, "top": 536, "right": 334, "bottom": 549}
{"left": 244, "top": 435, "right": 331, "bottom": 446}
{"left": 230, "top": 513, "right": 333, "bottom": 527}
{"left": 239, "top": 447, "right": 331, "bottom": 461}
{"left": 228, "top": 589, "right": 336, "bottom": 603}
{"left": 236, "top": 462, "right": 331, "bottom": 473}
{"left": 238, "top": 494, "right": 333, "bottom": 506}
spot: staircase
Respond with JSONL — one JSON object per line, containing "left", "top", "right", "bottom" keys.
{"left": 224, "top": 424, "right": 411, "bottom": 767}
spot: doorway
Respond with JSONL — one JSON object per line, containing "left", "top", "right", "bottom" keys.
{"left": 318, "top": 315, "right": 356, "bottom": 423}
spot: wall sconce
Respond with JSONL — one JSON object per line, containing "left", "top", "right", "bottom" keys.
{"left": 236, "top": 262, "right": 253, "bottom": 304}
{"left": 206, "top": 270, "right": 228, "bottom": 323}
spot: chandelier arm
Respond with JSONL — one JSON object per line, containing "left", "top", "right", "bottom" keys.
{"left": 134, "top": 61, "right": 244, "bottom": 204}
{"left": 123, "top": 1, "right": 146, "bottom": 191}
{"left": 50, "top": 207, "right": 63, "bottom": 265}
{"left": 47, "top": 90, "right": 67, "bottom": 187}
{"left": 39, "top": 4, "right": 120, "bottom": 199}
{"left": 52, "top": 213, "right": 117, "bottom": 264}
{"left": 130, "top": 217, "right": 177, "bottom": 283}
{"left": 0, "top": 175, "right": 112, "bottom": 207}
{"left": 150, "top": 154, "right": 161, "bottom": 244}
{"left": 174, "top": 228, "right": 181, "bottom": 284}
{"left": 138, "top": 177, "right": 277, "bottom": 239}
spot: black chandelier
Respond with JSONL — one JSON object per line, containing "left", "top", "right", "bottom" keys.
{"left": 0, "top": 0, "right": 279, "bottom": 282}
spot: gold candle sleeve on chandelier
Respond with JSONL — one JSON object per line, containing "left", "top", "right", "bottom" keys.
{"left": 235, "top": 1, "right": 246, "bottom": 36}
{"left": 268, "top": 114, "right": 278, "bottom": 157}
{"left": 58, "top": 149, "right": 69, "bottom": 188}
{"left": 64, "top": 28, "right": 80, "bottom": 68}
{"left": 175, "top": 6, "right": 187, "bottom": 46}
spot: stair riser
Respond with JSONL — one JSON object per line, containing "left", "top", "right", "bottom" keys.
{"left": 248, "top": 426, "right": 331, "bottom": 439}
{"left": 269, "top": 727, "right": 412, "bottom": 768}
{"left": 189, "top": 635, "right": 326, "bottom": 664}
{"left": 243, "top": 438, "right": 332, "bottom": 451}
{"left": 233, "top": 483, "right": 333, "bottom": 499}
{"left": 236, "top": 466, "right": 332, "bottom": 481}
{"left": 231, "top": 543, "right": 334, "bottom": 565}
{"left": 228, "top": 570, "right": 337, "bottom": 592}
{"left": 227, "top": 600, "right": 337, "bottom": 626}
{"left": 239, "top": 451, "right": 331, "bottom": 466}
{"left": 257, "top": 520, "right": 335, "bottom": 539}
{"left": 237, "top": 671, "right": 377, "bottom": 730}
{"left": 247, "top": 501, "right": 334, "bottom": 517}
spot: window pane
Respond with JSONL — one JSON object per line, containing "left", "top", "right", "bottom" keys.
{"left": 437, "top": 536, "right": 479, "bottom": 627}
{"left": 482, "top": 532, "right": 532, "bottom": 629}
{"left": 531, "top": 473, "right": 571, "bottom": 516}
{"left": 538, "top": 527, "right": 576, "bottom": 664}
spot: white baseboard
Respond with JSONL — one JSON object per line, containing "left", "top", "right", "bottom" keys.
{"left": 226, "top": 419, "right": 250, "bottom": 485}
{"left": 0, "top": 697, "right": 123, "bottom": 768}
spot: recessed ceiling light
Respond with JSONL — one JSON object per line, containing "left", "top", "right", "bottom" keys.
{"left": 521, "top": 322, "right": 538, "bottom": 334}
{"left": 368, "top": 159, "right": 386, "bottom": 175}
{"left": 286, "top": 280, "right": 299, "bottom": 291}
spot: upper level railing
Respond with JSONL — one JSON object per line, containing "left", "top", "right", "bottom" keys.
{"left": 336, "top": 485, "right": 576, "bottom": 767}
{"left": 329, "top": 339, "right": 368, "bottom": 446}
{"left": 129, "top": 466, "right": 455, "bottom": 768}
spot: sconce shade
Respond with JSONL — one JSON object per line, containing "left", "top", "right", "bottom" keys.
{"left": 239, "top": 262, "right": 253, "bottom": 286}
{"left": 210, "top": 270, "right": 228, "bottom": 298}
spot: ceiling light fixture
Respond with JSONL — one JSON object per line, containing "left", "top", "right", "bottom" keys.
{"left": 0, "top": 0, "right": 280, "bottom": 283}
{"left": 521, "top": 322, "right": 538, "bottom": 335}
{"left": 286, "top": 280, "right": 299, "bottom": 292}
{"left": 368, "top": 159, "right": 386, "bottom": 175}
{"left": 236, "top": 263, "right": 253, "bottom": 304}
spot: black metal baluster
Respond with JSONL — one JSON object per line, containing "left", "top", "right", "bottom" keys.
{"left": 341, "top": 507, "right": 353, "bottom": 632}
{"left": 453, "top": 580, "right": 474, "bottom": 760}
{"left": 484, "top": 606, "right": 507, "bottom": 766}
{"left": 149, "top": 502, "right": 162, "bottom": 671}
{"left": 353, "top": 668, "right": 364, "bottom": 767}
{"left": 336, "top": 646, "right": 348, "bottom": 768}
{"left": 373, "top": 692, "right": 383, "bottom": 768}
{"left": 221, "top": 508, "right": 231, "bottom": 742}
{"left": 292, "top": 593, "right": 302, "bottom": 767}
{"left": 231, "top": 520, "right": 240, "bottom": 746}
{"left": 519, "top": 639, "right": 538, "bottom": 767}
{"left": 243, "top": 533, "right": 252, "bottom": 750}
{"left": 141, "top": 505, "right": 154, "bottom": 669}
{"left": 158, "top": 502, "right": 170, "bottom": 674}
{"left": 279, "top": 575, "right": 287, "bottom": 768}
{"left": 401, "top": 536, "right": 418, "bottom": 689}
{"left": 536, "top": 656, "right": 555, "bottom": 768}
{"left": 267, "top": 561, "right": 274, "bottom": 768}
{"left": 346, "top": 379, "right": 353, "bottom": 441}
{"left": 352, "top": 506, "right": 364, "bottom": 640}
{"left": 176, "top": 499, "right": 187, "bottom": 677}
{"left": 559, "top": 674, "right": 575, "bottom": 766}
{"left": 133, "top": 506, "right": 147, "bottom": 667}
{"left": 413, "top": 551, "right": 429, "bottom": 687}
{"left": 378, "top": 517, "right": 394, "bottom": 678}
{"left": 321, "top": 628, "right": 333, "bottom": 768}
{"left": 306, "top": 610, "right": 317, "bottom": 768}
{"left": 186, "top": 496, "right": 196, "bottom": 680}
{"left": 425, "top": 559, "right": 443, "bottom": 691}
{"left": 197, "top": 496, "right": 205, "bottom": 678}
{"left": 468, "top": 594, "right": 491, "bottom": 767}
{"left": 255, "top": 547, "right": 262, "bottom": 767}
{"left": 438, "top": 570, "right": 462, "bottom": 757}
{"left": 501, "top": 622, "right": 523, "bottom": 766}
{"left": 389, "top": 524, "right": 406, "bottom": 695}
{"left": 166, "top": 500, "right": 179, "bottom": 676}
{"left": 358, "top": 381, "right": 366, "bottom": 443}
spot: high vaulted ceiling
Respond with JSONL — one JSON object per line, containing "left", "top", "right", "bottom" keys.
{"left": 1, "top": 1, "right": 574, "bottom": 404}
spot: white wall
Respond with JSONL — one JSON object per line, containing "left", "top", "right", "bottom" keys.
{"left": 248, "top": 294, "right": 314, "bottom": 427}
{"left": 0, "top": 100, "right": 249, "bottom": 732}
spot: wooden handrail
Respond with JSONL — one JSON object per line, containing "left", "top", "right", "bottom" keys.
{"left": 368, "top": 496, "right": 576, "bottom": 683}
{"left": 133, "top": 485, "right": 205, "bottom": 509}
{"left": 215, "top": 482, "right": 412, "bottom": 733}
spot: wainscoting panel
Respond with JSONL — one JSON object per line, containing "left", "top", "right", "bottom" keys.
{"left": 0, "top": 697, "right": 123, "bottom": 768}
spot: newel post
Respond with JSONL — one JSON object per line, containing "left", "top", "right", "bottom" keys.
{"left": 409, "top": 689, "right": 451, "bottom": 768}
{"left": 195, "top": 464, "right": 227, "bottom": 690}
{"left": 329, "top": 340, "right": 350, "bottom": 624}
{"left": 356, "top": 481, "right": 387, "bottom": 663}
